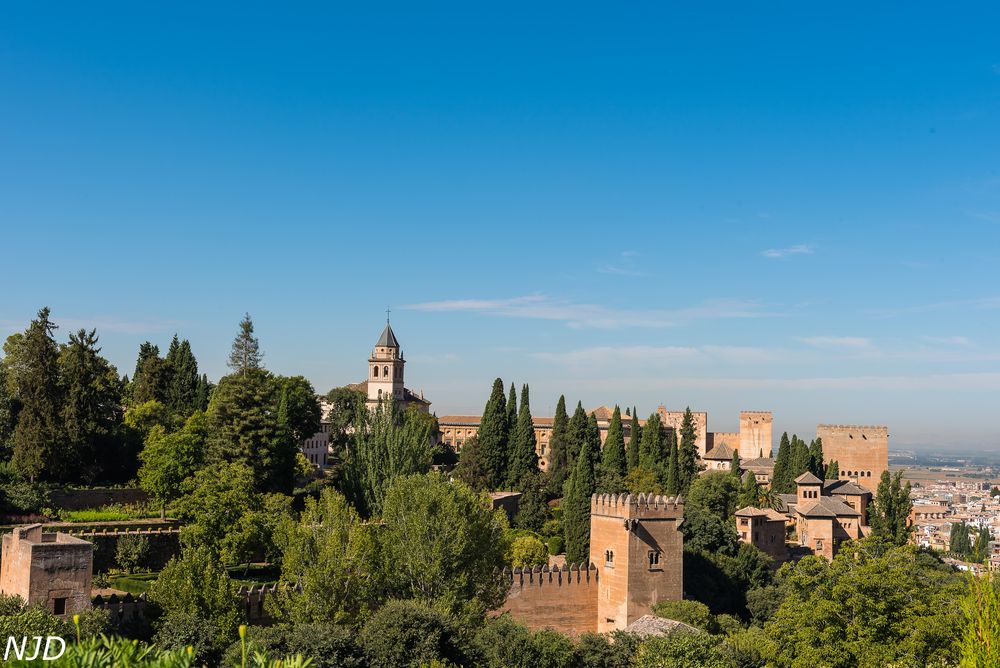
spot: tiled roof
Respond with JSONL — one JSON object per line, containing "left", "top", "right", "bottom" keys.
{"left": 795, "top": 471, "right": 823, "bottom": 485}
{"left": 824, "top": 479, "right": 870, "bottom": 496}
{"left": 704, "top": 442, "right": 735, "bottom": 460}
{"left": 797, "top": 496, "right": 862, "bottom": 518}
{"left": 376, "top": 323, "right": 399, "bottom": 348}
{"left": 735, "top": 506, "right": 786, "bottom": 522}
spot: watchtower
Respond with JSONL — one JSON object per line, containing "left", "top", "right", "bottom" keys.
{"left": 367, "top": 320, "right": 404, "bottom": 407}
{"left": 589, "top": 493, "right": 684, "bottom": 633}
{"left": 739, "top": 411, "right": 773, "bottom": 459}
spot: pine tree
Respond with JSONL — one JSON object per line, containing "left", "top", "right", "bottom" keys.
{"left": 477, "top": 378, "right": 509, "bottom": 490}
{"left": 228, "top": 313, "right": 263, "bottom": 376}
{"left": 627, "top": 411, "right": 641, "bottom": 471}
{"left": 826, "top": 459, "right": 840, "bottom": 480}
{"left": 548, "top": 396, "right": 570, "bottom": 486}
{"left": 131, "top": 343, "right": 170, "bottom": 405}
{"left": 507, "top": 384, "right": 538, "bottom": 488}
{"left": 677, "top": 407, "right": 702, "bottom": 494}
{"left": 730, "top": 450, "right": 741, "bottom": 477}
{"left": 506, "top": 382, "right": 518, "bottom": 447}
{"left": 60, "top": 328, "right": 122, "bottom": 483}
{"left": 870, "top": 470, "right": 913, "bottom": 546}
{"left": 567, "top": 402, "right": 588, "bottom": 471}
{"left": 194, "top": 374, "right": 211, "bottom": 411}
{"left": 638, "top": 413, "right": 663, "bottom": 473}
{"left": 772, "top": 432, "right": 792, "bottom": 494}
{"left": 166, "top": 336, "right": 199, "bottom": 415}
{"left": 563, "top": 434, "right": 596, "bottom": 564}
{"left": 11, "top": 308, "right": 64, "bottom": 482}
{"left": 601, "top": 406, "right": 626, "bottom": 478}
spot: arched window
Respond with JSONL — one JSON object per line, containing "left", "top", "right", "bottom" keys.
{"left": 373, "top": 366, "right": 379, "bottom": 378}
{"left": 383, "top": 365, "right": 389, "bottom": 377}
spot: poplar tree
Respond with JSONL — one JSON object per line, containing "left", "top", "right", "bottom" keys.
{"left": 567, "top": 402, "right": 588, "bottom": 471}
{"left": 677, "top": 407, "right": 702, "bottom": 494}
{"left": 507, "top": 384, "right": 538, "bottom": 488}
{"left": 477, "top": 378, "right": 509, "bottom": 489}
{"left": 973, "top": 527, "right": 992, "bottom": 563}
{"left": 563, "top": 436, "right": 596, "bottom": 564}
{"left": 870, "top": 471, "right": 913, "bottom": 546}
{"left": 11, "top": 308, "right": 63, "bottom": 482}
{"left": 601, "top": 406, "right": 627, "bottom": 478}
{"left": 627, "top": 410, "right": 641, "bottom": 471}
{"left": 547, "top": 395, "right": 570, "bottom": 487}
{"left": 771, "top": 432, "right": 792, "bottom": 494}
{"left": 228, "top": 313, "right": 263, "bottom": 376}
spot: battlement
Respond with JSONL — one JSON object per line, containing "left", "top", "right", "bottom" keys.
{"left": 503, "top": 562, "right": 597, "bottom": 588}
{"left": 590, "top": 493, "right": 684, "bottom": 518}
{"left": 740, "top": 411, "right": 772, "bottom": 418}
{"left": 817, "top": 424, "right": 888, "bottom": 434}
{"left": 497, "top": 562, "right": 599, "bottom": 635}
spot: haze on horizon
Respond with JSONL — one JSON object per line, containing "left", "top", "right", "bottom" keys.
{"left": 2, "top": 3, "right": 999, "bottom": 451}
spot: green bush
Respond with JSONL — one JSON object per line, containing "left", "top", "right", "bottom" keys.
{"left": 546, "top": 535, "right": 564, "bottom": 555}
{"left": 509, "top": 535, "right": 549, "bottom": 568}
{"left": 223, "top": 622, "right": 363, "bottom": 668}
{"left": 359, "top": 600, "right": 465, "bottom": 668}
{"left": 652, "top": 599, "right": 715, "bottom": 632}
{"left": 115, "top": 533, "right": 150, "bottom": 573}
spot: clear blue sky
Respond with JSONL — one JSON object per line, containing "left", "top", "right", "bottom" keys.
{"left": 2, "top": 3, "right": 999, "bottom": 450}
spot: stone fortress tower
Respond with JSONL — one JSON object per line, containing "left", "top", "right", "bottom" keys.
{"left": 816, "top": 424, "right": 889, "bottom": 493}
{"left": 589, "top": 493, "right": 685, "bottom": 633}
{"left": 367, "top": 319, "right": 405, "bottom": 408}
{"left": 739, "top": 411, "right": 773, "bottom": 459}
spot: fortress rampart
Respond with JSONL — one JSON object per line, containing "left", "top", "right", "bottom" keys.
{"left": 817, "top": 424, "right": 889, "bottom": 494}
{"left": 495, "top": 563, "right": 599, "bottom": 635}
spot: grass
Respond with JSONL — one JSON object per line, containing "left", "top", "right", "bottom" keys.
{"left": 58, "top": 503, "right": 161, "bottom": 523}
{"left": 105, "top": 572, "right": 157, "bottom": 595}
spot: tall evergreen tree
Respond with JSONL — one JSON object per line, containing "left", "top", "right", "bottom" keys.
{"left": 60, "top": 328, "right": 123, "bottom": 483}
{"left": 506, "top": 382, "right": 518, "bottom": 447}
{"left": 600, "top": 406, "right": 627, "bottom": 478}
{"left": 736, "top": 471, "right": 762, "bottom": 509}
{"left": 730, "top": 450, "right": 741, "bottom": 477}
{"left": 789, "top": 435, "right": 811, "bottom": 479}
{"left": 771, "top": 432, "right": 793, "bottom": 494}
{"left": 166, "top": 336, "right": 199, "bottom": 415}
{"left": 131, "top": 343, "right": 170, "bottom": 405}
{"left": 477, "top": 378, "right": 509, "bottom": 489}
{"left": 677, "top": 407, "right": 702, "bottom": 494}
{"left": 949, "top": 522, "right": 972, "bottom": 557}
{"left": 563, "top": 434, "right": 596, "bottom": 564}
{"left": 586, "top": 412, "right": 601, "bottom": 466}
{"left": 664, "top": 437, "right": 679, "bottom": 495}
{"left": 826, "top": 459, "right": 840, "bottom": 480}
{"left": 133, "top": 341, "right": 160, "bottom": 381}
{"left": 547, "top": 395, "right": 570, "bottom": 487}
{"left": 507, "top": 384, "right": 538, "bottom": 488}
{"left": 808, "top": 437, "right": 825, "bottom": 478}
{"left": 627, "top": 410, "right": 641, "bottom": 471}
{"left": 638, "top": 412, "right": 663, "bottom": 472}
{"left": 194, "top": 373, "right": 211, "bottom": 411}
{"left": 567, "top": 401, "right": 588, "bottom": 471}
{"left": 0, "top": 363, "right": 15, "bottom": 456}
{"left": 973, "top": 527, "right": 992, "bottom": 563}
{"left": 11, "top": 308, "right": 64, "bottom": 482}
{"left": 228, "top": 313, "right": 263, "bottom": 376}
{"left": 870, "top": 470, "right": 913, "bottom": 546}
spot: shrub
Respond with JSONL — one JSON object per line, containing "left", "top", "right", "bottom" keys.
{"left": 546, "top": 535, "right": 565, "bottom": 555}
{"left": 223, "top": 622, "right": 363, "bottom": 668}
{"left": 510, "top": 535, "right": 548, "bottom": 568}
{"left": 359, "top": 600, "right": 465, "bottom": 668}
{"left": 652, "top": 599, "right": 715, "bottom": 632}
{"left": 633, "top": 632, "right": 730, "bottom": 668}
{"left": 115, "top": 533, "right": 150, "bottom": 574}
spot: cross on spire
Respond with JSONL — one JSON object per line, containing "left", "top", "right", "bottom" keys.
{"left": 386, "top": 306, "right": 391, "bottom": 323}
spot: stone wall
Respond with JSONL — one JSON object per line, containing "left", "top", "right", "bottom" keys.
{"left": 816, "top": 424, "right": 888, "bottom": 494}
{"left": 658, "top": 408, "right": 708, "bottom": 456}
{"left": 49, "top": 488, "right": 149, "bottom": 511}
{"left": 58, "top": 527, "right": 181, "bottom": 573}
{"left": 739, "top": 411, "right": 773, "bottom": 459}
{"left": 494, "top": 564, "right": 599, "bottom": 635}
{"left": 0, "top": 525, "right": 92, "bottom": 616}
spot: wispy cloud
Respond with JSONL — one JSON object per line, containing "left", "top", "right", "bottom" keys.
{"left": 761, "top": 244, "right": 815, "bottom": 259}
{"left": 865, "top": 296, "right": 1000, "bottom": 318}
{"left": 598, "top": 251, "right": 648, "bottom": 277}
{"left": 404, "top": 295, "right": 774, "bottom": 329}
{"left": 797, "top": 336, "right": 873, "bottom": 349}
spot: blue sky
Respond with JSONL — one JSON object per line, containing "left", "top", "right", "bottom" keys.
{"left": 2, "top": 3, "right": 999, "bottom": 450}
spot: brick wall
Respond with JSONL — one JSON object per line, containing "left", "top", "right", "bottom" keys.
{"left": 817, "top": 425, "right": 888, "bottom": 494}
{"left": 494, "top": 565, "right": 599, "bottom": 635}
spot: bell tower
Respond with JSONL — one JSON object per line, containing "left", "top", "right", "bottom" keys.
{"left": 367, "top": 314, "right": 404, "bottom": 407}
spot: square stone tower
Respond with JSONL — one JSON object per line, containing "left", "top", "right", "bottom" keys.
{"left": 589, "top": 493, "right": 684, "bottom": 633}
{"left": 816, "top": 424, "right": 888, "bottom": 494}
{"left": 739, "top": 411, "right": 773, "bottom": 459}
{"left": 0, "top": 525, "right": 93, "bottom": 616}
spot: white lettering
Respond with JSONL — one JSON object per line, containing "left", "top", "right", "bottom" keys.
{"left": 43, "top": 636, "right": 66, "bottom": 660}
{"left": 4, "top": 636, "right": 27, "bottom": 661}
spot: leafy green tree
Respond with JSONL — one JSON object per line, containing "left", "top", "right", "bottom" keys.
{"left": 960, "top": 572, "right": 1000, "bottom": 668}
{"left": 625, "top": 466, "right": 664, "bottom": 495}
{"left": 359, "top": 600, "right": 466, "bottom": 668}
{"left": 11, "top": 308, "right": 63, "bottom": 482}
{"left": 139, "top": 412, "right": 207, "bottom": 517}
{"left": 477, "top": 378, "right": 509, "bottom": 490}
{"left": 510, "top": 535, "right": 548, "bottom": 568}
{"left": 176, "top": 461, "right": 258, "bottom": 555}
{"left": 563, "top": 435, "right": 596, "bottom": 564}
{"left": 771, "top": 432, "right": 792, "bottom": 494}
{"left": 223, "top": 622, "right": 363, "bottom": 668}
{"left": 224, "top": 492, "right": 294, "bottom": 569}
{"left": 379, "top": 473, "right": 509, "bottom": 613}
{"left": 115, "top": 533, "right": 150, "bottom": 574}
{"left": 228, "top": 312, "right": 263, "bottom": 376}
{"left": 651, "top": 599, "right": 715, "bottom": 631}
{"left": 324, "top": 386, "right": 365, "bottom": 454}
{"left": 276, "top": 375, "right": 321, "bottom": 443}
{"left": 686, "top": 471, "right": 740, "bottom": 523}
{"left": 206, "top": 370, "right": 297, "bottom": 493}
{"left": 59, "top": 328, "right": 124, "bottom": 482}
{"left": 150, "top": 545, "right": 242, "bottom": 658}
{"left": 736, "top": 471, "right": 763, "bottom": 510}
{"left": 454, "top": 435, "right": 491, "bottom": 492}
{"left": 507, "top": 384, "right": 538, "bottom": 488}
{"left": 633, "top": 633, "right": 730, "bottom": 668}
{"left": 869, "top": 471, "right": 913, "bottom": 546}
{"left": 973, "top": 527, "right": 992, "bottom": 563}
{"left": 547, "top": 396, "right": 571, "bottom": 488}
{"left": 567, "top": 401, "right": 589, "bottom": 471}
{"left": 677, "top": 407, "right": 702, "bottom": 494}
{"left": 271, "top": 488, "right": 379, "bottom": 624}
{"left": 760, "top": 540, "right": 965, "bottom": 668}
{"left": 512, "top": 470, "right": 550, "bottom": 531}
{"left": 341, "top": 398, "right": 436, "bottom": 517}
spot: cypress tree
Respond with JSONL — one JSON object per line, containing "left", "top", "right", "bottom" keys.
{"left": 638, "top": 413, "right": 663, "bottom": 472}
{"left": 730, "top": 450, "right": 741, "bottom": 477}
{"left": 506, "top": 382, "right": 518, "bottom": 446}
{"left": 567, "top": 402, "right": 588, "bottom": 471}
{"left": 586, "top": 412, "right": 601, "bottom": 466}
{"left": 807, "top": 437, "right": 824, "bottom": 478}
{"left": 548, "top": 396, "right": 570, "bottom": 485}
{"left": 228, "top": 312, "right": 263, "bottom": 376}
{"left": 477, "top": 378, "right": 509, "bottom": 490}
{"left": 664, "top": 438, "right": 679, "bottom": 495}
{"left": 625, "top": 407, "right": 630, "bottom": 417}
{"left": 826, "top": 459, "right": 840, "bottom": 480}
{"left": 194, "top": 374, "right": 211, "bottom": 411}
{"left": 601, "top": 406, "right": 626, "bottom": 478}
{"left": 507, "top": 384, "right": 538, "bottom": 488}
{"left": 772, "top": 432, "right": 792, "bottom": 494}
{"left": 11, "top": 308, "right": 64, "bottom": 482}
{"left": 790, "top": 435, "right": 811, "bottom": 479}
{"left": 563, "top": 434, "right": 596, "bottom": 564}
{"left": 677, "top": 407, "right": 701, "bottom": 494}
{"left": 627, "top": 411, "right": 641, "bottom": 471}
{"left": 166, "top": 337, "right": 199, "bottom": 415}
{"left": 131, "top": 343, "right": 170, "bottom": 405}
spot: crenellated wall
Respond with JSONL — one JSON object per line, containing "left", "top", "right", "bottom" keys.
{"left": 817, "top": 424, "right": 888, "bottom": 494}
{"left": 494, "top": 564, "right": 599, "bottom": 635}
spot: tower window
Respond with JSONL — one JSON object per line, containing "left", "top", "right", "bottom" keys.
{"left": 605, "top": 550, "right": 614, "bottom": 565}
{"left": 648, "top": 550, "right": 661, "bottom": 569}
{"left": 383, "top": 365, "right": 389, "bottom": 377}
{"left": 53, "top": 598, "right": 66, "bottom": 615}
{"left": 373, "top": 366, "right": 379, "bottom": 378}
